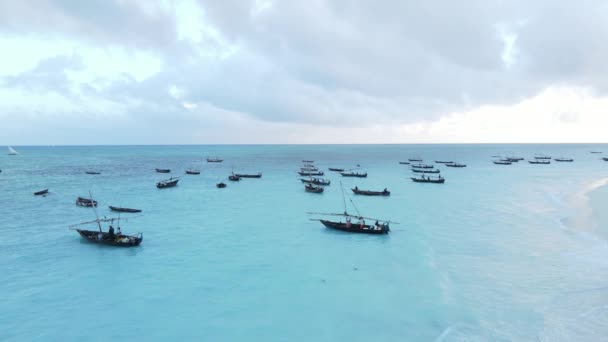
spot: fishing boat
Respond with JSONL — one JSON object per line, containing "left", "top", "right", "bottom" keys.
{"left": 109, "top": 206, "right": 142, "bottom": 213}
{"left": 591, "top": 151, "right": 603, "bottom": 154}
{"left": 228, "top": 174, "right": 241, "bottom": 181}
{"left": 529, "top": 160, "right": 550, "bottom": 164}
{"left": 340, "top": 172, "right": 367, "bottom": 178}
{"left": 398, "top": 162, "right": 410, "bottom": 165}
{"left": 155, "top": 168, "right": 171, "bottom": 173}
{"left": 217, "top": 182, "right": 227, "bottom": 188}
{"left": 305, "top": 184, "right": 324, "bottom": 193}
{"left": 235, "top": 173, "right": 262, "bottom": 178}
{"left": 493, "top": 160, "right": 512, "bottom": 165}
{"left": 34, "top": 189, "right": 49, "bottom": 196}
{"left": 76, "top": 196, "right": 98, "bottom": 207}
{"left": 328, "top": 167, "right": 345, "bottom": 171}
{"left": 85, "top": 171, "right": 101, "bottom": 175}
{"left": 410, "top": 175, "right": 445, "bottom": 184}
{"left": 554, "top": 157, "right": 574, "bottom": 162}
{"left": 185, "top": 169, "right": 201, "bottom": 175}
{"left": 408, "top": 158, "right": 423, "bottom": 162}
{"left": 69, "top": 216, "right": 142, "bottom": 247}
{"left": 411, "top": 168, "right": 440, "bottom": 174}
{"left": 351, "top": 187, "right": 390, "bottom": 196}
{"left": 157, "top": 177, "right": 179, "bottom": 189}
{"left": 301, "top": 178, "right": 331, "bottom": 186}
{"left": 534, "top": 154, "right": 552, "bottom": 160}
{"left": 300, "top": 167, "right": 319, "bottom": 172}
{"left": 299, "top": 171, "right": 324, "bottom": 176}
{"left": 7, "top": 146, "right": 18, "bottom": 155}
{"left": 445, "top": 163, "right": 467, "bottom": 168}
{"left": 507, "top": 157, "right": 524, "bottom": 162}
{"left": 302, "top": 160, "right": 314, "bottom": 163}
{"left": 207, "top": 158, "right": 223, "bottom": 163}
{"left": 435, "top": 161, "right": 453, "bottom": 164}
{"left": 411, "top": 163, "right": 434, "bottom": 169}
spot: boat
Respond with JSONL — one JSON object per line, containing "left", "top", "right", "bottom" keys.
{"left": 155, "top": 168, "right": 171, "bottom": 173}
{"left": 109, "top": 206, "right": 142, "bottom": 213}
{"left": 410, "top": 175, "right": 445, "bottom": 184}
{"left": 185, "top": 169, "right": 200, "bottom": 175}
{"left": 529, "top": 160, "right": 550, "bottom": 164}
{"left": 207, "top": 158, "right": 223, "bottom": 163}
{"left": 493, "top": 160, "right": 512, "bottom": 165}
{"left": 7, "top": 146, "right": 18, "bottom": 155}
{"left": 228, "top": 174, "right": 241, "bottom": 181}
{"left": 411, "top": 168, "right": 440, "bottom": 174}
{"left": 302, "top": 160, "right": 314, "bottom": 163}
{"left": 534, "top": 154, "right": 552, "bottom": 160}
{"left": 445, "top": 163, "right": 467, "bottom": 168}
{"left": 299, "top": 171, "right": 324, "bottom": 176}
{"left": 554, "top": 158, "right": 574, "bottom": 162}
{"left": 76, "top": 196, "right": 98, "bottom": 207}
{"left": 235, "top": 173, "right": 262, "bottom": 178}
{"left": 329, "top": 167, "right": 345, "bottom": 171}
{"left": 398, "top": 162, "right": 410, "bottom": 165}
{"left": 340, "top": 172, "right": 367, "bottom": 178}
{"left": 300, "top": 178, "right": 331, "bottom": 186}
{"left": 507, "top": 157, "right": 524, "bottom": 162}
{"left": 351, "top": 187, "right": 390, "bottom": 196}
{"left": 408, "top": 158, "right": 423, "bottom": 162}
{"left": 411, "top": 163, "right": 434, "bottom": 169}
{"left": 603, "top": 157, "right": 608, "bottom": 162}
{"left": 435, "top": 161, "right": 453, "bottom": 164}
{"left": 305, "top": 184, "right": 324, "bottom": 193}
{"left": 591, "top": 151, "right": 603, "bottom": 154}
{"left": 85, "top": 171, "right": 101, "bottom": 175}
{"left": 302, "top": 163, "right": 315, "bottom": 168}
{"left": 69, "top": 217, "right": 142, "bottom": 247}
{"left": 300, "top": 167, "right": 319, "bottom": 172}
{"left": 34, "top": 189, "right": 49, "bottom": 196}
{"left": 217, "top": 182, "right": 227, "bottom": 188}
{"left": 157, "top": 177, "right": 179, "bottom": 188}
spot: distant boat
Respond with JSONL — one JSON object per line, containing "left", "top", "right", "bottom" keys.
{"left": 235, "top": 173, "right": 262, "bottom": 178}
{"left": 299, "top": 171, "right": 324, "bottom": 176}
{"left": 445, "top": 163, "right": 467, "bottom": 168}
{"left": 435, "top": 161, "right": 453, "bottom": 164}
{"left": 603, "top": 157, "right": 608, "bottom": 162}
{"left": 493, "top": 160, "right": 512, "bottom": 165}
{"left": 328, "top": 167, "right": 345, "bottom": 171}
{"left": 300, "top": 167, "right": 319, "bottom": 172}
{"left": 216, "top": 182, "right": 227, "bottom": 188}
{"left": 185, "top": 169, "right": 200, "bottom": 175}
{"left": 301, "top": 178, "right": 331, "bottom": 186}
{"left": 534, "top": 154, "right": 552, "bottom": 160}
{"left": 76, "top": 196, "right": 98, "bottom": 207}
{"left": 591, "top": 151, "right": 603, "bottom": 154}
{"left": 411, "top": 168, "right": 440, "bottom": 174}
{"left": 351, "top": 187, "right": 390, "bottom": 196}
{"left": 507, "top": 157, "right": 524, "bottom": 162}
{"left": 305, "top": 184, "right": 324, "bottom": 193}
{"left": 554, "top": 157, "right": 573, "bottom": 162}
{"left": 207, "top": 158, "right": 223, "bottom": 163}
{"left": 7, "top": 146, "right": 18, "bottom": 155}
{"left": 411, "top": 163, "right": 434, "bottom": 169}
{"left": 156, "top": 168, "right": 171, "bottom": 173}
{"left": 109, "top": 206, "right": 142, "bottom": 213}
{"left": 398, "top": 162, "right": 410, "bottom": 165}
{"left": 157, "top": 177, "right": 179, "bottom": 189}
{"left": 411, "top": 176, "right": 445, "bottom": 184}
{"left": 85, "top": 171, "right": 101, "bottom": 175}
{"left": 341, "top": 172, "right": 367, "bottom": 178}
{"left": 34, "top": 189, "right": 49, "bottom": 196}
{"left": 529, "top": 160, "right": 550, "bottom": 164}
{"left": 408, "top": 158, "right": 423, "bottom": 162}
{"left": 302, "top": 160, "right": 314, "bottom": 163}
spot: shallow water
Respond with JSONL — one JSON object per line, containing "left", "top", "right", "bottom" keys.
{"left": 1, "top": 144, "right": 608, "bottom": 341}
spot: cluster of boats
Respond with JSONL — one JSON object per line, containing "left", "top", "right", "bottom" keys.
{"left": 402, "top": 159, "right": 454, "bottom": 184}
{"left": 493, "top": 154, "right": 574, "bottom": 165}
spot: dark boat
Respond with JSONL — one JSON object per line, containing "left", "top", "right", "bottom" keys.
{"left": 302, "top": 160, "right": 314, "bottom": 163}
{"left": 207, "top": 158, "right": 223, "bottom": 163}
{"left": 555, "top": 158, "right": 574, "bottom": 162}
{"left": 329, "top": 167, "right": 345, "bottom": 171}
{"left": 217, "top": 182, "right": 227, "bottom": 188}
{"left": 235, "top": 173, "right": 262, "bottom": 178}
{"left": 445, "top": 163, "right": 467, "bottom": 168}
{"left": 305, "top": 184, "right": 324, "bottom": 193}
{"left": 529, "top": 160, "right": 550, "bottom": 164}
{"left": 85, "top": 171, "right": 101, "bottom": 175}
{"left": 411, "top": 168, "right": 440, "bottom": 173}
{"left": 301, "top": 178, "right": 331, "bottom": 186}
{"left": 411, "top": 163, "right": 434, "bottom": 169}
{"left": 156, "top": 168, "right": 171, "bottom": 173}
{"left": 157, "top": 177, "right": 179, "bottom": 188}
{"left": 603, "top": 157, "right": 608, "bottom": 162}
{"left": 109, "top": 206, "right": 142, "bottom": 213}
{"left": 507, "top": 157, "right": 524, "bottom": 162}
{"left": 319, "top": 220, "right": 389, "bottom": 234}
{"left": 74, "top": 229, "right": 143, "bottom": 247}
{"left": 435, "top": 161, "right": 453, "bottom": 164}
{"left": 34, "top": 189, "right": 49, "bottom": 196}
{"left": 398, "top": 162, "right": 410, "bottom": 165}
{"left": 411, "top": 176, "right": 445, "bottom": 184}
{"left": 299, "top": 171, "right": 324, "bottom": 176}
{"left": 534, "top": 155, "right": 552, "bottom": 160}
{"left": 300, "top": 167, "right": 319, "bottom": 172}
{"left": 185, "top": 169, "right": 200, "bottom": 175}
{"left": 493, "top": 160, "right": 512, "bottom": 165}
{"left": 591, "top": 151, "right": 603, "bottom": 154}
{"left": 228, "top": 174, "right": 241, "bottom": 181}
{"left": 408, "top": 158, "right": 423, "bottom": 162}
{"left": 340, "top": 172, "right": 367, "bottom": 178}
{"left": 351, "top": 187, "right": 390, "bottom": 196}
{"left": 76, "top": 196, "right": 98, "bottom": 207}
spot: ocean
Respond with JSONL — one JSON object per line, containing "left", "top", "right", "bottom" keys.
{"left": 1, "top": 144, "right": 608, "bottom": 341}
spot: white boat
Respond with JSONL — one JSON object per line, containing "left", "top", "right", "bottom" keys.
{"left": 7, "top": 146, "right": 18, "bottom": 155}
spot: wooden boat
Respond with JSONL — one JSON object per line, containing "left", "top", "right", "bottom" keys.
{"left": 445, "top": 163, "right": 467, "bottom": 168}
{"left": 34, "top": 189, "right": 49, "bottom": 196}
{"left": 329, "top": 167, "right": 345, "bottom": 171}
{"left": 305, "top": 184, "right": 324, "bottom": 193}
{"left": 411, "top": 176, "right": 445, "bottom": 184}
{"left": 591, "top": 151, "right": 603, "bottom": 154}
{"left": 70, "top": 216, "right": 142, "bottom": 247}
{"left": 228, "top": 174, "right": 241, "bottom": 181}
{"left": 534, "top": 155, "right": 552, "bottom": 160}
{"left": 217, "top": 182, "right": 227, "bottom": 188}
{"left": 529, "top": 160, "right": 550, "bottom": 164}
{"left": 507, "top": 157, "right": 524, "bottom": 162}
{"left": 185, "top": 169, "right": 200, "bottom": 175}
{"left": 319, "top": 220, "right": 389, "bottom": 234}
{"left": 340, "top": 172, "right": 367, "bottom": 178}
{"left": 109, "top": 206, "right": 142, "bottom": 213}
{"left": 435, "top": 161, "right": 453, "bottom": 164}
{"left": 207, "top": 158, "right": 223, "bottom": 163}
{"left": 300, "top": 167, "right": 319, "bottom": 172}
{"left": 235, "top": 173, "right": 262, "bottom": 178}
{"left": 76, "top": 196, "right": 98, "bottom": 207}
{"left": 351, "top": 187, "right": 390, "bottom": 196}
{"left": 398, "top": 162, "right": 410, "bottom": 165}
{"left": 493, "top": 160, "right": 512, "bottom": 165}
{"left": 554, "top": 158, "right": 573, "bottom": 162}
{"left": 301, "top": 178, "right": 331, "bottom": 186}
{"left": 411, "top": 163, "right": 434, "bottom": 169}
{"left": 411, "top": 168, "right": 440, "bottom": 174}
{"left": 155, "top": 168, "right": 171, "bottom": 173}
{"left": 299, "top": 171, "right": 324, "bottom": 176}
{"left": 157, "top": 177, "right": 179, "bottom": 188}
{"left": 408, "top": 158, "right": 423, "bottom": 162}
{"left": 302, "top": 160, "right": 314, "bottom": 163}
{"left": 85, "top": 171, "right": 101, "bottom": 175}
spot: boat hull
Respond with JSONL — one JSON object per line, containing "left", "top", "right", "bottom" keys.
{"left": 235, "top": 173, "right": 262, "bottom": 178}
{"left": 352, "top": 189, "right": 390, "bottom": 196}
{"left": 109, "top": 206, "right": 142, "bottom": 213}
{"left": 340, "top": 173, "right": 367, "bottom": 178}
{"left": 410, "top": 178, "right": 445, "bottom": 184}
{"left": 320, "top": 220, "right": 389, "bottom": 234}
{"left": 76, "top": 229, "right": 142, "bottom": 247}
{"left": 34, "top": 189, "right": 49, "bottom": 196}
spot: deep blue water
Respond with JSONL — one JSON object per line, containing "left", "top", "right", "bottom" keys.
{"left": 2, "top": 144, "right": 608, "bottom": 341}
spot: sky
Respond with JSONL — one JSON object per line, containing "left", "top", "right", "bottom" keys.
{"left": 1, "top": 0, "right": 608, "bottom": 145}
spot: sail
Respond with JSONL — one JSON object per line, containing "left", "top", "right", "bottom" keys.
{"left": 7, "top": 146, "right": 18, "bottom": 155}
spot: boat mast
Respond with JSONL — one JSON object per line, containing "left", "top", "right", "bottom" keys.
{"left": 89, "top": 190, "right": 103, "bottom": 232}
{"left": 339, "top": 181, "right": 348, "bottom": 215}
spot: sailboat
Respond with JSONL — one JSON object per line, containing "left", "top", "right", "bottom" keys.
{"left": 308, "top": 183, "right": 396, "bottom": 235}
{"left": 8, "top": 146, "right": 18, "bottom": 155}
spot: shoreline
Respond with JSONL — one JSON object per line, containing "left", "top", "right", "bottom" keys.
{"left": 563, "top": 177, "right": 608, "bottom": 239}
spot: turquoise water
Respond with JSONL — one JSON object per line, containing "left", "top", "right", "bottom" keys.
{"left": 2, "top": 144, "right": 608, "bottom": 341}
